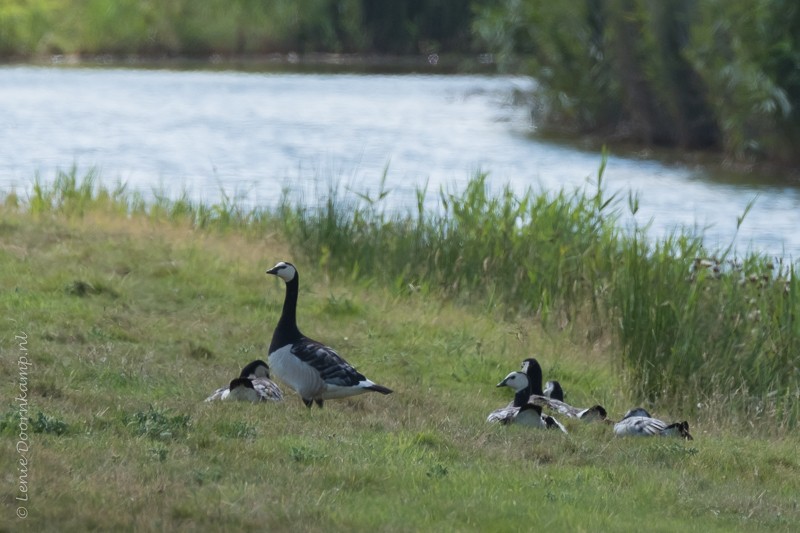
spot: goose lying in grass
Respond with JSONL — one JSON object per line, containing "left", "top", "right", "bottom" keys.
{"left": 613, "top": 407, "right": 693, "bottom": 440}
{"left": 205, "top": 359, "right": 284, "bottom": 402}
{"left": 520, "top": 359, "right": 607, "bottom": 422}
{"left": 514, "top": 403, "right": 567, "bottom": 430}
{"left": 529, "top": 395, "right": 608, "bottom": 422}
{"left": 265, "top": 261, "right": 392, "bottom": 408}
{"left": 544, "top": 380, "right": 564, "bottom": 401}
{"left": 487, "top": 371, "right": 568, "bottom": 433}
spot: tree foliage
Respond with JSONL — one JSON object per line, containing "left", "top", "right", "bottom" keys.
{"left": 0, "top": 0, "right": 485, "bottom": 57}
{"left": 474, "top": 0, "right": 800, "bottom": 163}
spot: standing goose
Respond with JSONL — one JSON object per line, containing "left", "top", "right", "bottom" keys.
{"left": 265, "top": 261, "right": 393, "bottom": 408}
{"left": 613, "top": 407, "right": 693, "bottom": 440}
{"left": 205, "top": 359, "right": 284, "bottom": 402}
{"left": 487, "top": 371, "right": 568, "bottom": 433}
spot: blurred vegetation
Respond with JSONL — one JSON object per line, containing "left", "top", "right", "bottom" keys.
{"left": 0, "top": 0, "right": 484, "bottom": 57}
{"left": 474, "top": 0, "right": 800, "bottom": 164}
{"left": 2, "top": 1, "right": 798, "bottom": 161}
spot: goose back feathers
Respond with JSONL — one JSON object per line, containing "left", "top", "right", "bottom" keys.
{"left": 613, "top": 407, "right": 693, "bottom": 440}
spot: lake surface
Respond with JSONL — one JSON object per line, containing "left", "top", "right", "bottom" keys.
{"left": 1, "top": 65, "right": 798, "bottom": 257}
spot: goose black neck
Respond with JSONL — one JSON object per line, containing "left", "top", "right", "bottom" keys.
{"left": 270, "top": 275, "right": 302, "bottom": 351}
{"left": 526, "top": 366, "right": 544, "bottom": 396}
{"left": 512, "top": 385, "right": 532, "bottom": 408}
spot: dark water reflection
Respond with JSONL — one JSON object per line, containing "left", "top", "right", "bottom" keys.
{"left": 1, "top": 66, "right": 798, "bottom": 257}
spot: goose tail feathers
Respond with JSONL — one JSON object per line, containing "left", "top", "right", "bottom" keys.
{"left": 366, "top": 384, "right": 393, "bottom": 395}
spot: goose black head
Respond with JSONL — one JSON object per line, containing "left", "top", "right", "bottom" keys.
{"left": 544, "top": 380, "right": 564, "bottom": 401}
{"left": 266, "top": 261, "right": 297, "bottom": 282}
{"left": 239, "top": 359, "right": 270, "bottom": 379}
{"left": 227, "top": 377, "right": 258, "bottom": 401}
{"left": 677, "top": 421, "right": 693, "bottom": 441}
{"left": 578, "top": 404, "right": 608, "bottom": 421}
{"left": 519, "top": 358, "right": 544, "bottom": 394}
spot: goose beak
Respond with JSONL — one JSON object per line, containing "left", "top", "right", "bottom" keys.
{"left": 266, "top": 266, "right": 278, "bottom": 275}
{"left": 496, "top": 379, "right": 507, "bottom": 388}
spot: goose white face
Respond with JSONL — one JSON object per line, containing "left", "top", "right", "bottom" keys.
{"left": 497, "top": 371, "right": 529, "bottom": 392}
{"left": 520, "top": 358, "right": 540, "bottom": 375}
{"left": 266, "top": 261, "right": 297, "bottom": 282}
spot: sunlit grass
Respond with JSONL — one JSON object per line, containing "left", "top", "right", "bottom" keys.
{"left": 1, "top": 176, "right": 799, "bottom": 530}
{"left": 274, "top": 161, "right": 799, "bottom": 427}
{"left": 4, "top": 165, "right": 799, "bottom": 428}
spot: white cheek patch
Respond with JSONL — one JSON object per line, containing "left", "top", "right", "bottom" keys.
{"left": 272, "top": 262, "right": 296, "bottom": 282}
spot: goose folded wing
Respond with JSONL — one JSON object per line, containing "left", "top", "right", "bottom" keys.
{"left": 529, "top": 395, "right": 576, "bottom": 417}
{"left": 205, "top": 386, "right": 228, "bottom": 402}
{"left": 630, "top": 417, "right": 668, "bottom": 435}
{"left": 486, "top": 405, "right": 519, "bottom": 424}
{"left": 292, "top": 339, "right": 366, "bottom": 387}
{"left": 530, "top": 394, "right": 607, "bottom": 421}
{"left": 252, "top": 379, "right": 284, "bottom": 401}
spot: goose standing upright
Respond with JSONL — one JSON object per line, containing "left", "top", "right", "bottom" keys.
{"left": 265, "top": 261, "right": 393, "bottom": 408}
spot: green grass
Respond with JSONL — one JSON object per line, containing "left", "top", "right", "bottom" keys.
{"left": 275, "top": 160, "right": 799, "bottom": 426}
{"left": 1, "top": 171, "right": 799, "bottom": 531}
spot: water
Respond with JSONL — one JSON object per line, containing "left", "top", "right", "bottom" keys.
{"left": 1, "top": 65, "right": 799, "bottom": 257}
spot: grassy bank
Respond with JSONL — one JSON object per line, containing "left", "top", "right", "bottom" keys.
{"left": 1, "top": 171, "right": 798, "bottom": 530}
{"left": 277, "top": 166, "right": 799, "bottom": 428}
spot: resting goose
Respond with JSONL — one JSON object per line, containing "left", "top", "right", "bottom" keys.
{"left": 613, "top": 407, "right": 693, "bottom": 440}
{"left": 265, "top": 261, "right": 393, "bottom": 408}
{"left": 544, "top": 380, "right": 564, "bottom": 401}
{"left": 520, "top": 359, "right": 607, "bottom": 422}
{"left": 205, "top": 359, "right": 284, "bottom": 402}
{"left": 516, "top": 403, "right": 565, "bottom": 430}
{"left": 487, "top": 371, "right": 568, "bottom": 433}
{"left": 531, "top": 395, "right": 608, "bottom": 422}
{"left": 486, "top": 358, "right": 548, "bottom": 420}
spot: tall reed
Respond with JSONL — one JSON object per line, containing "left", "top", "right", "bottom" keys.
{"left": 277, "top": 162, "right": 799, "bottom": 426}
{"left": 7, "top": 166, "right": 799, "bottom": 428}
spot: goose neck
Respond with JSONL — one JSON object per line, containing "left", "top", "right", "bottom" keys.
{"left": 512, "top": 386, "right": 532, "bottom": 408}
{"left": 274, "top": 276, "right": 301, "bottom": 341}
